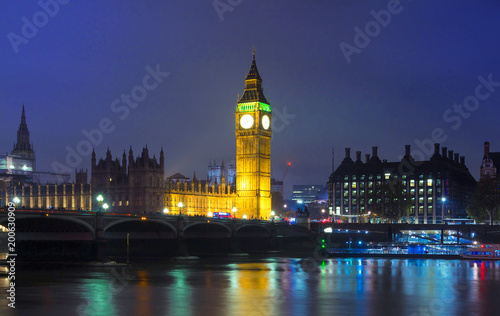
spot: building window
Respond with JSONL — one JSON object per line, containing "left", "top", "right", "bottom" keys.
{"left": 419, "top": 206, "right": 424, "bottom": 215}
{"left": 427, "top": 197, "right": 433, "bottom": 204}
{"left": 410, "top": 180, "right": 415, "bottom": 187}
{"left": 418, "top": 180, "right": 424, "bottom": 187}
{"left": 344, "top": 183, "right": 349, "bottom": 189}
{"left": 384, "top": 173, "right": 390, "bottom": 180}
{"left": 368, "top": 182, "right": 373, "bottom": 188}
{"left": 343, "top": 191, "right": 349, "bottom": 197}
{"left": 427, "top": 179, "right": 433, "bottom": 186}
{"left": 419, "top": 197, "right": 424, "bottom": 204}
{"left": 352, "top": 175, "right": 357, "bottom": 181}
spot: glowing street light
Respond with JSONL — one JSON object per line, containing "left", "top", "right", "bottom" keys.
{"left": 13, "top": 197, "right": 20, "bottom": 204}
{"left": 96, "top": 195, "right": 104, "bottom": 202}
{"left": 321, "top": 209, "right": 325, "bottom": 213}
{"left": 163, "top": 208, "right": 169, "bottom": 215}
{"left": 208, "top": 212, "right": 213, "bottom": 217}
{"left": 270, "top": 210, "right": 275, "bottom": 216}
{"left": 243, "top": 215, "right": 248, "bottom": 219}
{"left": 232, "top": 206, "right": 237, "bottom": 218}
{"left": 178, "top": 202, "right": 183, "bottom": 216}
{"left": 102, "top": 203, "right": 109, "bottom": 211}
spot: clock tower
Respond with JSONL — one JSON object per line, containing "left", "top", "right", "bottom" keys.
{"left": 235, "top": 50, "right": 272, "bottom": 219}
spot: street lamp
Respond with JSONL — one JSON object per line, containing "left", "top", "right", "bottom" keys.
{"left": 441, "top": 197, "right": 447, "bottom": 223}
{"left": 232, "top": 206, "right": 237, "bottom": 218}
{"left": 243, "top": 214, "right": 248, "bottom": 219}
{"left": 178, "top": 202, "right": 183, "bottom": 216}
{"left": 270, "top": 210, "right": 275, "bottom": 222}
{"left": 12, "top": 197, "right": 20, "bottom": 204}
{"left": 96, "top": 195, "right": 104, "bottom": 202}
{"left": 102, "top": 203, "right": 109, "bottom": 211}
{"left": 163, "top": 208, "right": 169, "bottom": 215}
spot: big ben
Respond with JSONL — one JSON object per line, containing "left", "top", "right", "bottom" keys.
{"left": 235, "top": 50, "right": 272, "bottom": 219}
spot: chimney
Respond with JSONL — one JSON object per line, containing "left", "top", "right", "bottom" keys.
{"left": 460, "top": 156, "right": 465, "bottom": 165}
{"left": 454, "top": 153, "right": 459, "bottom": 162}
{"left": 372, "top": 146, "right": 378, "bottom": 158}
{"left": 345, "top": 148, "right": 351, "bottom": 159}
{"left": 448, "top": 150, "right": 453, "bottom": 160}
{"left": 365, "top": 154, "right": 370, "bottom": 163}
{"left": 356, "top": 151, "right": 361, "bottom": 162}
{"left": 405, "top": 145, "right": 411, "bottom": 156}
{"left": 442, "top": 147, "right": 447, "bottom": 157}
{"left": 484, "top": 142, "right": 490, "bottom": 157}
{"left": 434, "top": 143, "right": 440, "bottom": 156}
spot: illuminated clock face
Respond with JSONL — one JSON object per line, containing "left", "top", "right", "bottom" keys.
{"left": 262, "top": 115, "right": 270, "bottom": 130}
{"left": 240, "top": 114, "right": 254, "bottom": 129}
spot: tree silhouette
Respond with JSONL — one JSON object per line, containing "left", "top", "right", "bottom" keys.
{"left": 467, "top": 177, "right": 500, "bottom": 224}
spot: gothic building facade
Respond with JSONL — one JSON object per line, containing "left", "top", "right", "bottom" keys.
{"left": 480, "top": 141, "right": 500, "bottom": 180}
{"left": 91, "top": 146, "right": 164, "bottom": 214}
{"left": 1, "top": 107, "right": 92, "bottom": 210}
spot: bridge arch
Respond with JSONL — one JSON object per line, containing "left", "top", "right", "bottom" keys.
{"left": 0, "top": 215, "right": 95, "bottom": 236}
{"left": 104, "top": 218, "right": 177, "bottom": 235}
{"left": 183, "top": 221, "right": 232, "bottom": 234}
{"left": 236, "top": 224, "right": 271, "bottom": 235}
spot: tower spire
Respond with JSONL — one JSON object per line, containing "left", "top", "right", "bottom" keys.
{"left": 238, "top": 49, "right": 268, "bottom": 105}
{"left": 11, "top": 104, "right": 35, "bottom": 162}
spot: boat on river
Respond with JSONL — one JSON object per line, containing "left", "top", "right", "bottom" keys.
{"left": 460, "top": 244, "right": 500, "bottom": 260}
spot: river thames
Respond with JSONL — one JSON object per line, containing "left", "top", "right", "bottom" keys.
{"left": 1, "top": 257, "right": 499, "bottom": 316}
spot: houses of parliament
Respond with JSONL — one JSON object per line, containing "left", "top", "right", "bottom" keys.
{"left": 0, "top": 52, "right": 273, "bottom": 219}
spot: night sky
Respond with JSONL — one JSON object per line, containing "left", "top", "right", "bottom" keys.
{"left": 2, "top": 1, "right": 500, "bottom": 198}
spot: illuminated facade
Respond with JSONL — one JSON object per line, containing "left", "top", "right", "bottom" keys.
{"left": 164, "top": 51, "right": 273, "bottom": 219}
{"left": 328, "top": 144, "right": 476, "bottom": 224}
{"left": 235, "top": 51, "right": 272, "bottom": 219}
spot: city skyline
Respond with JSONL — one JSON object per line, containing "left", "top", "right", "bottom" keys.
{"left": 2, "top": 1, "right": 500, "bottom": 197}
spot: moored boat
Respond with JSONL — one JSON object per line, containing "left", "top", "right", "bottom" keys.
{"left": 461, "top": 244, "right": 500, "bottom": 260}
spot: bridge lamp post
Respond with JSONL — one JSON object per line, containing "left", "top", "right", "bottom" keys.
{"left": 96, "top": 195, "right": 104, "bottom": 212}
{"left": 178, "top": 202, "right": 183, "bottom": 216}
{"left": 163, "top": 208, "right": 169, "bottom": 215}
{"left": 270, "top": 210, "right": 275, "bottom": 222}
{"left": 12, "top": 197, "right": 21, "bottom": 205}
{"left": 232, "top": 206, "right": 237, "bottom": 219}
{"left": 243, "top": 214, "right": 247, "bottom": 219}
{"left": 102, "top": 203, "right": 109, "bottom": 211}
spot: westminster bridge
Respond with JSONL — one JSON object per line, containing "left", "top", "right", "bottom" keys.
{"left": 0, "top": 209, "right": 314, "bottom": 260}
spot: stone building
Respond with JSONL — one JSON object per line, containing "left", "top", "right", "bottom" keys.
{"left": 328, "top": 144, "right": 476, "bottom": 223}
{"left": 91, "top": 146, "right": 164, "bottom": 214}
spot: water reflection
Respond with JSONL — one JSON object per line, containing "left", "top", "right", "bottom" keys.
{"left": 1, "top": 258, "right": 500, "bottom": 315}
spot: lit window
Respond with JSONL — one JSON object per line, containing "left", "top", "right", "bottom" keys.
{"left": 410, "top": 180, "right": 415, "bottom": 187}
{"left": 418, "top": 180, "right": 424, "bottom": 187}
{"left": 384, "top": 173, "right": 390, "bottom": 180}
{"left": 427, "top": 179, "right": 433, "bottom": 186}
{"left": 352, "top": 182, "right": 357, "bottom": 189}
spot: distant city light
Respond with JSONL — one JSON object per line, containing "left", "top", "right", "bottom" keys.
{"left": 163, "top": 208, "right": 169, "bottom": 214}
{"left": 243, "top": 215, "right": 248, "bottom": 219}
{"left": 208, "top": 212, "right": 213, "bottom": 217}
{"left": 324, "top": 227, "right": 333, "bottom": 233}
{"left": 297, "top": 200, "right": 303, "bottom": 204}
